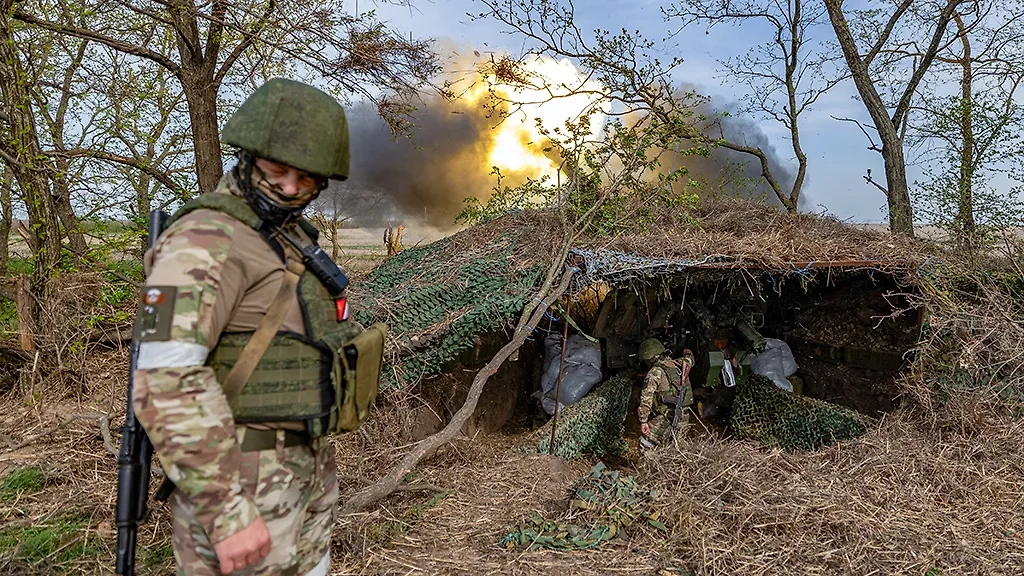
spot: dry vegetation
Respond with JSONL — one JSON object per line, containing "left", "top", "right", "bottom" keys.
{"left": 2, "top": 206, "right": 1024, "bottom": 575}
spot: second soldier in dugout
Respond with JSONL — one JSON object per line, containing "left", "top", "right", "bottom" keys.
{"left": 637, "top": 338, "right": 694, "bottom": 447}
{"left": 132, "top": 79, "right": 384, "bottom": 575}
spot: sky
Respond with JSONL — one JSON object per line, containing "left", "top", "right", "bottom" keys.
{"left": 360, "top": 0, "right": 993, "bottom": 225}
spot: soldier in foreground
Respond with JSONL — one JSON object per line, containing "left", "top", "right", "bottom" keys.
{"left": 637, "top": 338, "right": 694, "bottom": 448}
{"left": 130, "top": 79, "right": 382, "bottom": 575}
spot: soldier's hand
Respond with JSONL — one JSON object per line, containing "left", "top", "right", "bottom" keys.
{"left": 640, "top": 422, "right": 651, "bottom": 437}
{"left": 214, "top": 517, "right": 271, "bottom": 574}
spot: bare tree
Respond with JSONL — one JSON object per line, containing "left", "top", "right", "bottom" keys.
{"left": 908, "top": 1, "right": 1024, "bottom": 246}
{"left": 824, "top": 0, "right": 973, "bottom": 236}
{"left": 307, "top": 191, "right": 353, "bottom": 262}
{"left": 473, "top": 0, "right": 793, "bottom": 206}
{"left": 20, "top": 33, "right": 94, "bottom": 257}
{"left": 663, "top": 0, "right": 846, "bottom": 211}
{"left": 15, "top": 0, "right": 441, "bottom": 194}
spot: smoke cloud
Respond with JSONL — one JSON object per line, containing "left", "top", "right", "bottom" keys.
{"left": 323, "top": 54, "right": 807, "bottom": 230}
{"left": 655, "top": 86, "right": 807, "bottom": 210}
{"left": 328, "top": 97, "right": 499, "bottom": 229}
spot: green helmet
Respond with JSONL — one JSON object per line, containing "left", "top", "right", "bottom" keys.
{"left": 222, "top": 78, "right": 350, "bottom": 180}
{"left": 638, "top": 338, "right": 666, "bottom": 363}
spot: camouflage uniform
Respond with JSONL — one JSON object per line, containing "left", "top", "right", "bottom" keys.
{"left": 638, "top": 354, "right": 694, "bottom": 444}
{"left": 133, "top": 172, "right": 337, "bottom": 575}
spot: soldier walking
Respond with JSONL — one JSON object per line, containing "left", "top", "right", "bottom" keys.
{"left": 132, "top": 79, "right": 360, "bottom": 575}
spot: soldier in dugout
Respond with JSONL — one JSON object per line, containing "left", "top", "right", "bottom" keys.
{"left": 132, "top": 79, "right": 357, "bottom": 575}
{"left": 637, "top": 338, "right": 695, "bottom": 448}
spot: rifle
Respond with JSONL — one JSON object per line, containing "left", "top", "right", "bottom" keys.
{"left": 670, "top": 350, "right": 695, "bottom": 431}
{"left": 115, "top": 209, "right": 168, "bottom": 575}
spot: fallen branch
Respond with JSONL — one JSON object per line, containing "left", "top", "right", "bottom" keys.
{"left": 99, "top": 415, "right": 118, "bottom": 457}
{"left": 340, "top": 265, "right": 577, "bottom": 514}
{"left": 2, "top": 412, "right": 111, "bottom": 453}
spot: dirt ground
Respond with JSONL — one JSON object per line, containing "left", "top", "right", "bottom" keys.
{"left": 3, "top": 346, "right": 1024, "bottom": 575}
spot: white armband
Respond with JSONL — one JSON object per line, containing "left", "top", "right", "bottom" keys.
{"left": 137, "top": 341, "right": 210, "bottom": 369}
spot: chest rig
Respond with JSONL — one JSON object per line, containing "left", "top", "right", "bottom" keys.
{"left": 655, "top": 358, "right": 683, "bottom": 393}
{"left": 166, "top": 191, "right": 384, "bottom": 438}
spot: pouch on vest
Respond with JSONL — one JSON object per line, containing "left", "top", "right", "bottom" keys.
{"left": 334, "top": 323, "right": 386, "bottom": 432}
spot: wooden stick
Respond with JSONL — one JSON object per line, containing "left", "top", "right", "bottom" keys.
{"left": 548, "top": 302, "right": 570, "bottom": 455}
{"left": 15, "top": 276, "right": 34, "bottom": 352}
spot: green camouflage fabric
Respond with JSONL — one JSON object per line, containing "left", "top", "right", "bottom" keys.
{"left": 499, "top": 462, "right": 665, "bottom": 551}
{"left": 534, "top": 374, "right": 632, "bottom": 459}
{"left": 730, "top": 374, "right": 877, "bottom": 451}
{"left": 170, "top": 437, "right": 338, "bottom": 575}
{"left": 133, "top": 174, "right": 256, "bottom": 544}
{"left": 352, "top": 232, "right": 544, "bottom": 388}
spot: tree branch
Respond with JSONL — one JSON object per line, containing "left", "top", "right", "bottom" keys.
{"left": 864, "top": 170, "right": 889, "bottom": 197}
{"left": 12, "top": 10, "right": 181, "bottom": 75}
{"left": 892, "top": 0, "right": 968, "bottom": 127}
{"left": 832, "top": 115, "right": 883, "bottom": 153}
{"left": 340, "top": 264, "right": 577, "bottom": 514}
{"left": 864, "top": 0, "right": 915, "bottom": 67}
{"left": 213, "top": 0, "right": 276, "bottom": 86}
{"left": 52, "top": 147, "right": 183, "bottom": 195}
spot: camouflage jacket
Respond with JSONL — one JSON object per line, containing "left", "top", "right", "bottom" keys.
{"left": 638, "top": 357, "right": 685, "bottom": 423}
{"left": 131, "top": 171, "right": 308, "bottom": 545}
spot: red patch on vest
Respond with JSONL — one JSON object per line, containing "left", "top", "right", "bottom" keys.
{"left": 335, "top": 298, "right": 349, "bottom": 322}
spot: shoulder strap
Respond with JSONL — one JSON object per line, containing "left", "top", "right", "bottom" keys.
{"left": 221, "top": 255, "right": 306, "bottom": 404}
{"left": 166, "top": 192, "right": 262, "bottom": 231}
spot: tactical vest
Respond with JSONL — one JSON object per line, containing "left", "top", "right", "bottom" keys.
{"left": 165, "top": 192, "right": 382, "bottom": 438}
{"left": 654, "top": 358, "right": 685, "bottom": 415}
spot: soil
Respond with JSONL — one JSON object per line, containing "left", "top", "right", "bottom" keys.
{"left": 405, "top": 334, "right": 541, "bottom": 441}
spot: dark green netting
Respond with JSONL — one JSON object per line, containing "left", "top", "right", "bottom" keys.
{"left": 352, "top": 232, "right": 544, "bottom": 388}
{"left": 730, "top": 374, "right": 877, "bottom": 450}
{"left": 499, "top": 462, "right": 665, "bottom": 551}
{"left": 533, "top": 374, "right": 632, "bottom": 459}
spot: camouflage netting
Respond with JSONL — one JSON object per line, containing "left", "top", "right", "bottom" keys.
{"left": 730, "top": 375, "right": 878, "bottom": 451}
{"left": 351, "top": 224, "right": 548, "bottom": 388}
{"left": 499, "top": 462, "right": 665, "bottom": 551}
{"left": 533, "top": 374, "right": 632, "bottom": 459}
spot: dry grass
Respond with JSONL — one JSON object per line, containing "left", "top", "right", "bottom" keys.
{"left": 3, "top": 355, "right": 1024, "bottom": 575}
{"left": 0, "top": 348, "right": 175, "bottom": 575}
{"left": 579, "top": 197, "right": 939, "bottom": 268}
{"left": 326, "top": 403, "right": 1024, "bottom": 575}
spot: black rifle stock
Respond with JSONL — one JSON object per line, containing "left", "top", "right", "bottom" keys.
{"left": 115, "top": 209, "right": 168, "bottom": 575}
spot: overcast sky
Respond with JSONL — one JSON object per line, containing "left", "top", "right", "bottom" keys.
{"left": 362, "top": 0, "right": 1015, "bottom": 225}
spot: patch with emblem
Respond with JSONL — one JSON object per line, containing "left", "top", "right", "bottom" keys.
{"left": 132, "top": 286, "right": 177, "bottom": 342}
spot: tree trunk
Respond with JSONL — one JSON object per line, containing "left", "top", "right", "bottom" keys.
{"left": 785, "top": 0, "right": 806, "bottom": 212}
{"left": 181, "top": 77, "right": 224, "bottom": 194}
{"left": 825, "top": 0, "right": 915, "bottom": 236}
{"left": 0, "top": 1, "right": 61, "bottom": 324}
{"left": 954, "top": 12, "right": 977, "bottom": 245}
{"left": 51, "top": 171, "right": 88, "bottom": 256}
{"left": 135, "top": 173, "right": 154, "bottom": 260}
{"left": 0, "top": 166, "right": 12, "bottom": 272}
{"left": 881, "top": 142, "right": 914, "bottom": 235}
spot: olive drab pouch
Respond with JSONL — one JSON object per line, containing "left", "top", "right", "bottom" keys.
{"left": 334, "top": 323, "right": 386, "bottom": 432}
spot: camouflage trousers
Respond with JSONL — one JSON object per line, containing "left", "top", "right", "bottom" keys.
{"left": 644, "top": 409, "right": 690, "bottom": 446}
{"left": 170, "top": 435, "right": 338, "bottom": 576}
